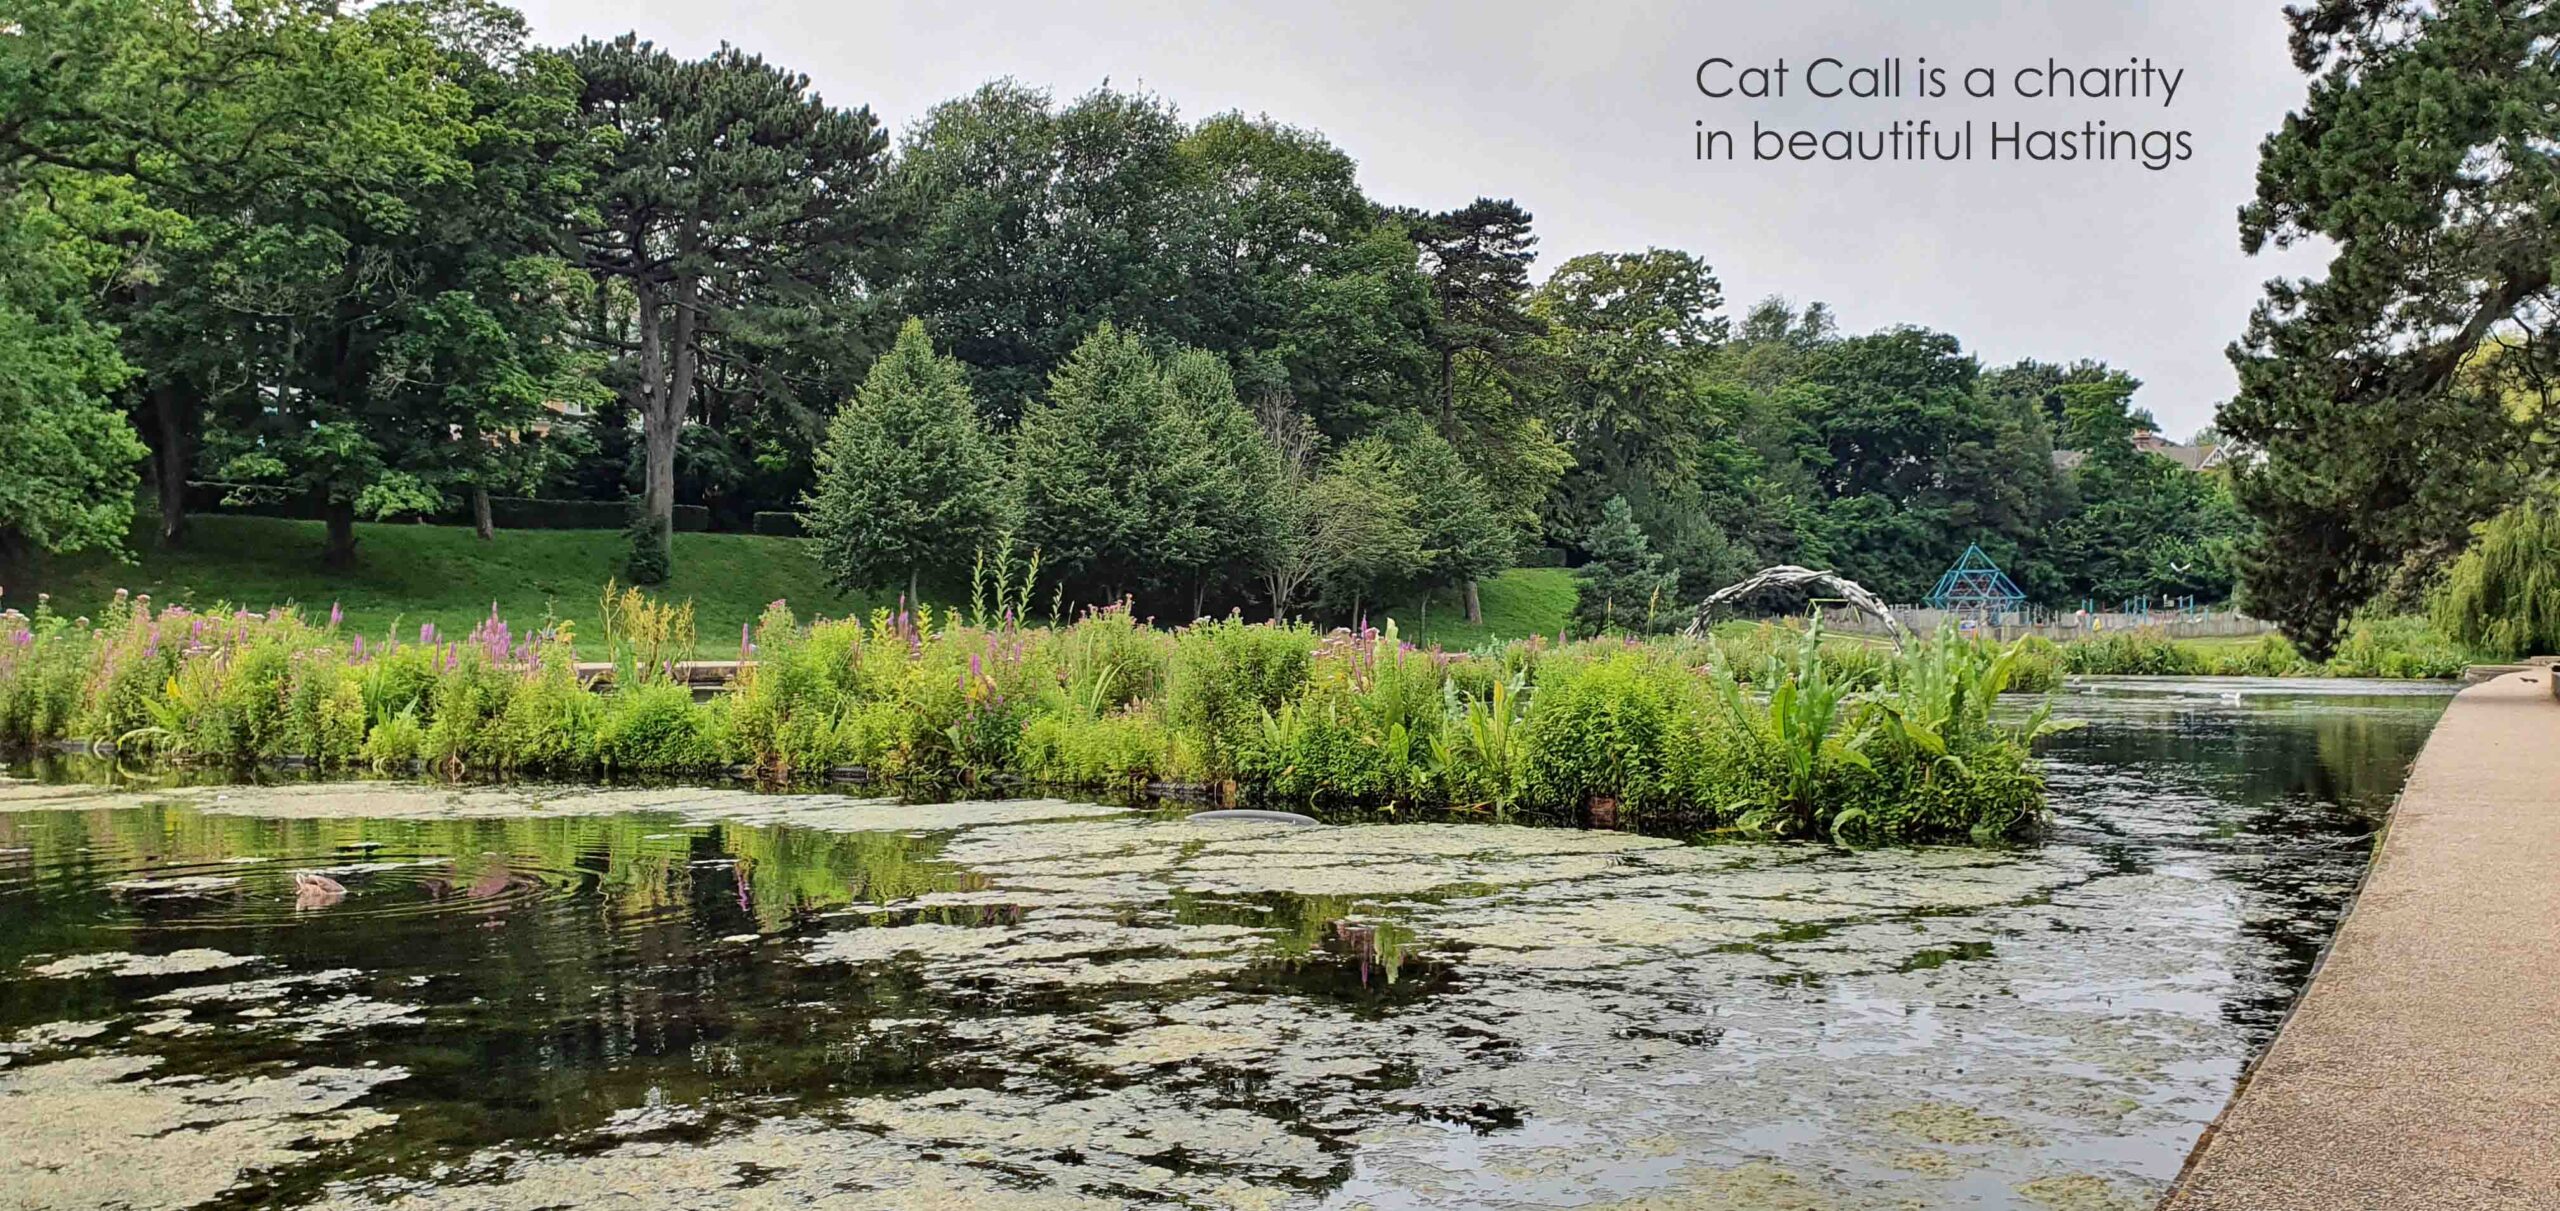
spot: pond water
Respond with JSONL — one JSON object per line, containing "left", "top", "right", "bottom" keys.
{"left": 0, "top": 678, "right": 2451, "bottom": 1210}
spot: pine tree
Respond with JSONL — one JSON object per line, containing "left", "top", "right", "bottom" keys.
{"left": 1574, "top": 496, "right": 1679, "bottom": 634}
{"left": 569, "top": 36, "right": 891, "bottom": 578}
{"left": 805, "top": 319, "right": 1006, "bottom": 603}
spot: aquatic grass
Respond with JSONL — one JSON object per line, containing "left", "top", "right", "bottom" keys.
{"left": 0, "top": 587, "right": 2076, "bottom": 845}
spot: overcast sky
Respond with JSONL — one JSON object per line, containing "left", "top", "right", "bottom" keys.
{"left": 509, "top": 0, "right": 2331, "bottom": 438}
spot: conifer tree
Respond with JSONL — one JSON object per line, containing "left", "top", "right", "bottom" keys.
{"left": 805, "top": 319, "right": 1006, "bottom": 604}
{"left": 1012, "top": 324, "right": 1214, "bottom": 606}
{"left": 1574, "top": 496, "right": 1679, "bottom": 634}
{"left": 1161, "top": 348, "right": 1286, "bottom": 615}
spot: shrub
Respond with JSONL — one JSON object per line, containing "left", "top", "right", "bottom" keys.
{"left": 1164, "top": 618, "right": 1315, "bottom": 778}
{"left": 1519, "top": 649, "right": 1708, "bottom": 825}
{"left": 494, "top": 654, "right": 600, "bottom": 771}
{"left": 362, "top": 705, "right": 427, "bottom": 770}
{"left": 1044, "top": 605, "right": 1168, "bottom": 717}
{"left": 2325, "top": 614, "right": 2468, "bottom": 679}
{"left": 596, "top": 680, "right": 720, "bottom": 771}
{"left": 1017, "top": 707, "right": 1177, "bottom": 785}
{"left": 2060, "top": 629, "right": 2203, "bottom": 676}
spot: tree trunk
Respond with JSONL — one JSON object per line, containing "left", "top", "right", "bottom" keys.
{"left": 471, "top": 485, "right": 494, "bottom": 541}
{"left": 321, "top": 496, "right": 358, "bottom": 568}
{"left": 149, "top": 383, "right": 190, "bottom": 547}
{"left": 908, "top": 565, "right": 919, "bottom": 612}
{"left": 632, "top": 274, "right": 694, "bottom": 579}
{"left": 1465, "top": 579, "right": 1484, "bottom": 625}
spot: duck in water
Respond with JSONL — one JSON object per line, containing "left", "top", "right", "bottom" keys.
{"left": 292, "top": 870, "right": 347, "bottom": 911}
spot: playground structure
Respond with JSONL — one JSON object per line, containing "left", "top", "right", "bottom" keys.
{"left": 1694, "top": 545, "right": 2278, "bottom": 643}
{"left": 1924, "top": 544, "right": 2028, "bottom": 617}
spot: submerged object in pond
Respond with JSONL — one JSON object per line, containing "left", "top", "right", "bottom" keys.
{"left": 292, "top": 870, "right": 347, "bottom": 911}
{"left": 1188, "top": 809, "right": 1321, "bottom": 827}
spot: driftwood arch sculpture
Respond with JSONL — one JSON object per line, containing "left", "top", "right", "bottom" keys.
{"left": 1684, "top": 566, "right": 1910, "bottom": 645}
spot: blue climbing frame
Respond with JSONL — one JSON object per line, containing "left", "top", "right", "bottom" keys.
{"left": 1924, "top": 544, "right": 2028, "bottom": 614}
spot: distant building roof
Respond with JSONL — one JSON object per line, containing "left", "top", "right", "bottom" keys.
{"left": 2049, "top": 443, "right": 2224, "bottom": 474}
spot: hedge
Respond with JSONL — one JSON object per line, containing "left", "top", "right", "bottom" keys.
{"left": 184, "top": 484, "right": 708, "bottom": 532}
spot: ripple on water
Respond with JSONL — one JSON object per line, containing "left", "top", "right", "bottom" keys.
{"left": 0, "top": 686, "right": 2454, "bottom": 1210}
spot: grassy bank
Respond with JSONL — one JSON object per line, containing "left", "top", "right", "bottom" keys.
{"left": 0, "top": 594, "right": 2061, "bottom": 845}
{"left": 2053, "top": 616, "right": 2470, "bottom": 679}
{"left": 6, "top": 516, "right": 1583, "bottom": 649}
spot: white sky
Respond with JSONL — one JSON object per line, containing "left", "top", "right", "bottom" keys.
{"left": 509, "top": 0, "right": 2333, "bottom": 438}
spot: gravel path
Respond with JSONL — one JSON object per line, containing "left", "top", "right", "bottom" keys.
{"left": 2166, "top": 671, "right": 2560, "bottom": 1210}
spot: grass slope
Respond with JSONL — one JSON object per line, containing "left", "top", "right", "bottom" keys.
{"left": 1381, "top": 567, "right": 1580, "bottom": 649}
{"left": 8, "top": 516, "right": 1584, "bottom": 649}
{"left": 7, "top": 515, "right": 883, "bottom": 646}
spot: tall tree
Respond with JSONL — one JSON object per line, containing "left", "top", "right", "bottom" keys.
{"left": 1532, "top": 249, "right": 1763, "bottom": 592}
{"left": 1161, "top": 348, "right": 1286, "bottom": 616}
{"left": 568, "top": 36, "right": 890, "bottom": 579}
{"left": 805, "top": 318, "right": 1007, "bottom": 604}
{"left": 194, "top": 5, "right": 600, "bottom": 566}
{"left": 0, "top": 183, "right": 148, "bottom": 561}
{"left": 2220, "top": 0, "right": 2560, "bottom": 655}
{"left": 1408, "top": 197, "right": 1539, "bottom": 424}
{"left": 888, "top": 83, "right": 1213, "bottom": 422}
{"left": 1011, "top": 323, "right": 1213, "bottom": 606}
{"left": 1795, "top": 328, "right": 2055, "bottom": 601}
{"left": 1310, "top": 438, "right": 1433, "bottom": 624}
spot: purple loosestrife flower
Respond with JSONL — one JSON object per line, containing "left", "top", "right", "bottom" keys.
{"left": 329, "top": 601, "right": 343, "bottom": 629}
{"left": 421, "top": 622, "right": 436, "bottom": 646}
{"left": 351, "top": 635, "right": 367, "bottom": 663}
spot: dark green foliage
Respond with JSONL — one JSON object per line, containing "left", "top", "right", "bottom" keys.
{"left": 805, "top": 319, "right": 1007, "bottom": 598}
{"left": 2219, "top": 1, "right": 2560, "bottom": 657}
{"left": 1573, "top": 497, "right": 1678, "bottom": 635}
{"left": 1164, "top": 618, "right": 1316, "bottom": 777}
{"left": 1011, "top": 323, "right": 1216, "bottom": 605}
{"left": 567, "top": 34, "right": 892, "bottom": 577}
{"left": 623, "top": 508, "right": 670, "bottom": 585}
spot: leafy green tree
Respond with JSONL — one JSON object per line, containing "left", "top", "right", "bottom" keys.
{"left": 2039, "top": 378, "right": 2240, "bottom": 605}
{"left": 0, "top": 187, "right": 147, "bottom": 560}
{"left": 1161, "top": 348, "right": 1286, "bottom": 616}
{"left": 1012, "top": 323, "right": 1214, "bottom": 606}
{"left": 1574, "top": 496, "right": 1679, "bottom": 634}
{"left": 2434, "top": 489, "right": 2560, "bottom": 660}
{"left": 1794, "top": 327, "right": 2056, "bottom": 602}
{"left": 568, "top": 36, "right": 891, "bottom": 579}
{"left": 2220, "top": 0, "right": 2560, "bottom": 655}
{"left": 3, "top": 0, "right": 530, "bottom": 554}
{"left": 806, "top": 319, "right": 1008, "bottom": 605}
{"left": 1408, "top": 197, "right": 1540, "bottom": 424}
{"left": 1310, "top": 438, "right": 1433, "bottom": 623}
{"left": 1532, "top": 249, "right": 1765, "bottom": 592}
{"left": 888, "top": 83, "right": 1214, "bottom": 422}
{"left": 1374, "top": 415, "right": 1514, "bottom": 603}
{"left": 890, "top": 90, "right": 1435, "bottom": 435}
{"left": 195, "top": 8, "right": 601, "bottom": 566}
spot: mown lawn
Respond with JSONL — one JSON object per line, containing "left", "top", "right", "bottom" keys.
{"left": 7, "top": 516, "right": 1583, "bottom": 650}
{"left": 1383, "top": 567, "right": 1580, "bottom": 649}
{"left": 6, "top": 515, "right": 881, "bottom": 647}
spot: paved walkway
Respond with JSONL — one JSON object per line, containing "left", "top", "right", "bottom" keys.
{"left": 2165, "top": 671, "right": 2560, "bottom": 1210}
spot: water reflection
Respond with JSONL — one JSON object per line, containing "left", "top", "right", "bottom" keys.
{"left": 0, "top": 680, "right": 2451, "bottom": 1210}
